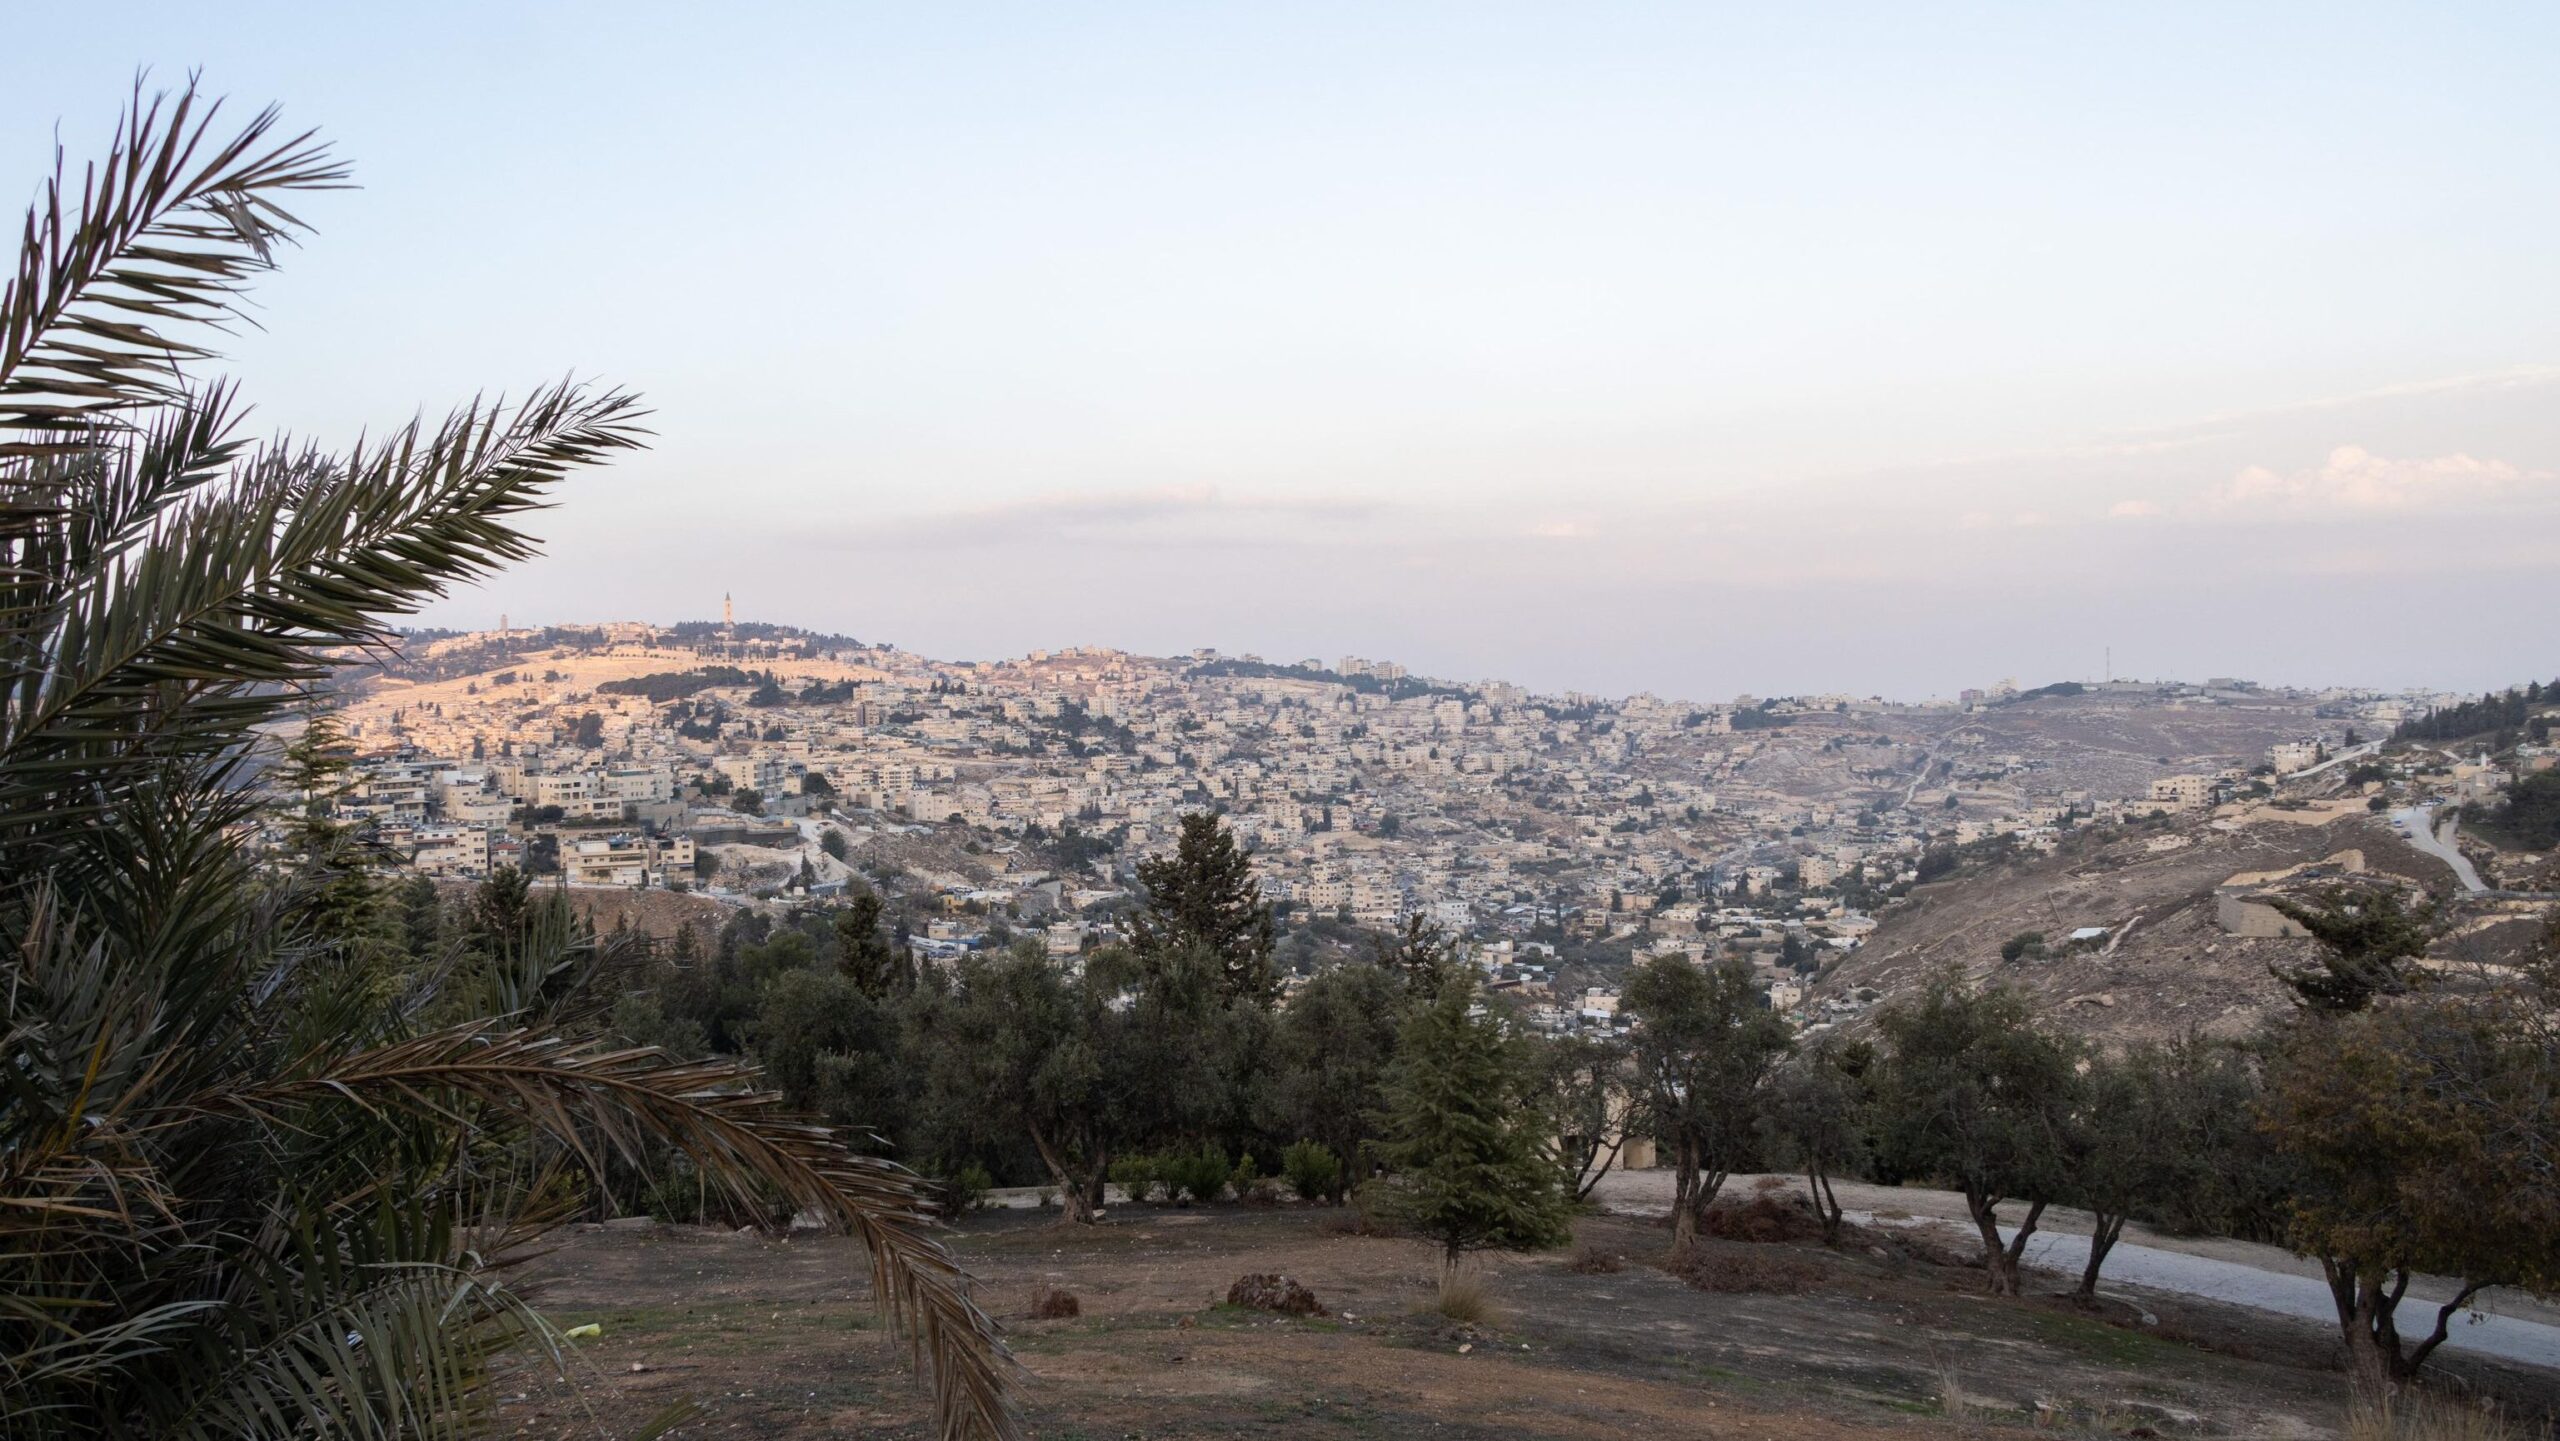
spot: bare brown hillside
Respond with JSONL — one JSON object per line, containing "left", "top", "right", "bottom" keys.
{"left": 1814, "top": 810, "right": 2443, "bottom": 1046}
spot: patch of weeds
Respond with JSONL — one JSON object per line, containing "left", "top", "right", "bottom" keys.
{"left": 2024, "top": 1308, "right": 2188, "bottom": 1369}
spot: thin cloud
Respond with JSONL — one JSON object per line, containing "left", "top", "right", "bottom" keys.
{"left": 844, "top": 486, "right": 1386, "bottom": 550}
{"left": 2207, "top": 444, "right": 2550, "bottom": 516}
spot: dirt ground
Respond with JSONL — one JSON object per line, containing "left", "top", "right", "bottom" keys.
{"left": 1818, "top": 813, "right": 2448, "bottom": 1046}
{"left": 494, "top": 1189, "right": 2559, "bottom": 1440}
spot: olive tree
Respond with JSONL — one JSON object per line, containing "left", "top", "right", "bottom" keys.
{"left": 1872, "top": 971, "right": 2080, "bottom": 1295}
{"left": 1622, "top": 956, "right": 1793, "bottom": 1245}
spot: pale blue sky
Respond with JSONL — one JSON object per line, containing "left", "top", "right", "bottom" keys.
{"left": 7, "top": 4, "right": 2557, "bottom": 698}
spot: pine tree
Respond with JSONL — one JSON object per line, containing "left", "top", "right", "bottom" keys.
{"left": 1376, "top": 973, "right": 1570, "bottom": 1267}
{"left": 275, "top": 712, "right": 395, "bottom": 947}
{"left": 1376, "top": 912, "right": 1461, "bottom": 999}
{"left": 2269, "top": 886, "right": 2433, "bottom": 1012}
{"left": 1132, "top": 811, "right": 1276, "bottom": 1004}
{"left": 472, "top": 864, "right": 533, "bottom": 951}
{"left": 834, "top": 890, "right": 908, "bottom": 997}
{"left": 396, "top": 873, "right": 444, "bottom": 959}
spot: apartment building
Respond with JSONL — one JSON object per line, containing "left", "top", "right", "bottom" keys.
{"left": 2147, "top": 774, "right": 2218, "bottom": 810}
{"left": 564, "top": 833, "right": 652, "bottom": 887}
{"left": 713, "top": 754, "right": 791, "bottom": 795}
{"left": 407, "top": 823, "right": 491, "bottom": 877}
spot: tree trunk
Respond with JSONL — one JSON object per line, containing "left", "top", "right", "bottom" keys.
{"left": 1808, "top": 1168, "right": 1843, "bottom": 1246}
{"left": 1670, "top": 1136, "right": 1702, "bottom": 1249}
{"left": 2403, "top": 1281, "right": 2489, "bottom": 1379}
{"left": 2003, "top": 1199, "right": 2048, "bottom": 1294}
{"left": 1965, "top": 1192, "right": 2044, "bottom": 1296}
{"left": 2076, "top": 1211, "right": 2127, "bottom": 1302}
{"left": 1695, "top": 1165, "right": 1730, "bottom": 1226}
{"left": 2327, "top": 1259, "right": 2410, "bottom": 1396}
{"left": 1965, "top": 1190, "right": 2013, "bottom": 1295}
{"left": 2321, "top": 1258, "right": 2485, "bottom": 1391}
{"left": 1575, "top": 1135, "right": 1624, "bottom": 1203}
{"left": 1029, "top": 1126, "right": 1095, "bottom": 1225}
{"left": 1083, "top": 1158, "right": 1109, "bottom": 1215}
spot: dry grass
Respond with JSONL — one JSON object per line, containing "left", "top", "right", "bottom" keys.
{"left": 2345, "top": 1391, "right": 2522, "bottom": 1441}
{"left": 1433, "top": 1265, "right": 1500, "bottom": 1325}
{"left": 1937, "top": 1360, "right": 1974, "bottom": 1426}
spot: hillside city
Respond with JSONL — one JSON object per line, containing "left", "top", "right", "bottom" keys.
{"left": 315, "top": 614, "right": 2538, "bottom": 1036}
{"left": 19, "top": 48, "right": 2560, "bottom": 1441}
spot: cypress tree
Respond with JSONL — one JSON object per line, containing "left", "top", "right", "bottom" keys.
{"left": 834, "top": 889, "right": 908, "bottom": 996}
{"left": 1132, "top": 811, "right": 1276, "bottom": 1004}
{"left": 1376, "top": 973, "right": 1570, "bottom": 1268}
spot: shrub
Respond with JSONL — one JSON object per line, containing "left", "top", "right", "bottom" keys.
{"left": 1162, "top": 1145, "right": 1233, "bottom": 1205}
{"left": 943, "top": 1162, "right": 993, "bottom": 1216}
{"left": 643, "top": 1166, "right": 705, "bottom": 1224}
{"left": 1109, "top": 1154, "right": 1164, "bottom": 1204}
{"left": 1282, "top": 1140, "right": 1343, "bottom": 1202}
{"left": 1028, "top": 1286, "right": 1081, "bottom": 1320}
{"left": 2000, "top": 930, "right": 2048, "bottom": 963}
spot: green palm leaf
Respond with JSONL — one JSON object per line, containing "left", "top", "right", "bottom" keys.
{"left": 2, "top": 77, "right": 1019, "bottom": 1441}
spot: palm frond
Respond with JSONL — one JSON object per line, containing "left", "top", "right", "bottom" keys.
{"left": 233, "top": 1030, "right": 1022, "bottom": 1440}
{"left": 0, "top": 382, "right": 646, "bottom": 850}
{"left": 3, "top": 77, "right": 1018, "bottom": 1441}
{"left": 1, "top": 76, "right": 344, "bottom": 456}
{"left": 169, "top": 1261, "right": 554, "bottom": 1441}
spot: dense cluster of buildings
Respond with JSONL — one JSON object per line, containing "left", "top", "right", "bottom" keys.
{"left": 314, "top": 624, "right": 2468, "bottom": 1028}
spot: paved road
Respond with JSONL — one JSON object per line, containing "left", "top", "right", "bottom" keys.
{"left": 1595, "top": 1171, "right": 2560, "bottom": 1370}
{"left": 2281, "top": 740, "right": 2380, "bottom": 782}
{"left": 2391, "top": 803, "right": 2487, "bottom": 893}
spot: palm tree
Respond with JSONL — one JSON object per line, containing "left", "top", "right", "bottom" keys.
{"left": 0, "top": 81, "right": 1016, "bottom": 1438}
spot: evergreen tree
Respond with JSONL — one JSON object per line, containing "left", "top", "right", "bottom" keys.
{"left": 834, "top": 889, "right": 908, "bottom": 997}
{"left": 1376, "top": 911, "right": 1461, "bottom": 998}
{"left": 274, "top": 713, "right": 398, "bottom": 952}
{"left": 472, "top": 864, "right": 533, "bottom": 952}
{"left": 396, "top": 872, "right": 445, "bottom": 961}
{"left": 1376, "top": 973, "right": 1570, "bottom": 1267}
{"left": 2269, "top": 885, "right": 2433, "bottom": 1012}
{"left": 1132, "top": 811, "right": 1276, "bottom": 1004}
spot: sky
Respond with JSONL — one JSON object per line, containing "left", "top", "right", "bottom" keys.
{"left": 7, "top": 3, "right": 2557, "bottom": 701}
